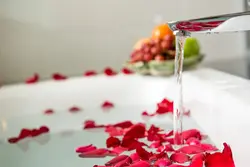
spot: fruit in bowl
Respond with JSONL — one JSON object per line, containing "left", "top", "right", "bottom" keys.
{"left": 125, "top": 24, "right": 204, "bottom": 76}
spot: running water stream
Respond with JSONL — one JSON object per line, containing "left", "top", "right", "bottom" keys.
{"left": 173, "top": 30, "right": 190, "bottom": 145}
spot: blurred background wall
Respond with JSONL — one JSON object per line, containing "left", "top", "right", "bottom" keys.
{"left": 0, "top": 0, "right": 246, "bottom": 84}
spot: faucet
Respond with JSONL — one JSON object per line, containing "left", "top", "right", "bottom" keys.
{"left": 167, "top": 11, "right": 250, "bottom": 35}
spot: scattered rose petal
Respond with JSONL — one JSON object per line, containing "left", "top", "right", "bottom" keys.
{"left": 121, "top": 137, "right": 147, "bottom": 151}
{"left": 101, "top": 101, "right": 114, "bottom": 109}
{"left": 52, "top": 73, "right": 67, "bottom": 80}
{"left": 192, "top": 153, "right": 205, "bottom": 162}
{"left": 156, "top": 98, "right": 173, "bottom": 114}
{"left": 84, "top": 70, "right": 97, "bottom": 76}
{"left": 190, "top": 154, "right": 204, "bottom": 167}
{"left": 76, "top": 144, "right": 97, "bottom": 153}
{"left": 154, "top": 158, "right": 172, "bottom": 166}
{"left": 106, "top": 137, "right": 121, "bottom": 148}
{"left": 186, "top": 137, "right": 201, "bottom": 145}
{"left": 79, "top": 148, "right": 117, "bottom": 158}
{"left": 177, "top": 145, "right": 204, "bottom": 154}
{"left": 121, "top": 68, "right": 134, "bottom": 74}
{"left": 26, "top": 73, "right": 39, "bottom": 84}
{"left": 170, "top": 153, "right": 190, "bottom": 163}
{"left": 83, "top": 120, "right": 105, "bottom": 129}
{"left": 129, "top": 153, "right": 140, "bottom": 162}
{"left": 205, "top": 143, "right": 235, "bottom": 167}
{"left": 105, "top": 126, "right": 124, "bottom": 137}
{"left": 8, "top": 137, "right": 19, "bottom": 144}
{"left": 124, "top": 123, "right": 146, "bottom": 139}
{"left": 105, "top": 155, "right": 130, "bottom": 166}
{"left": 44, "top": 109, "right": 54, "bottom": 115}
{"left": 112, "top": 121, "right": 133, "bottom": 129}
{"left": 141, "top": 111, "right": 156, "bottom": 117}
{"left": 136, "top": 146, "right": 152, "bottom": 160}
{"left": 128, "top": 160, "right": 150, "bottom": 167}
{"left": 149, "top": 141, "right": 161, "bottom": 148}
{"left": 69, "top": 106, "right": 81, "bottom": 113}
{"left": 182, "top": 129, "right": 202, "bottom": 141}
{"left": 104, "top": 67, "right": 117, "bottom": 76}
{"left": 111, "top": 146, "right": 128, "bottom": 155}
{"left": 200, "top": 143, "right": 218, "bottom": 152}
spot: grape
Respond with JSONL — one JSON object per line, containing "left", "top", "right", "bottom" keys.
{"left": 143, "top": 53, "right": 154, "bottom": 62}
{"left": 142, "top": 45, "right": 151, "bottom": 53}
{"left": 130, "top": 50, "right": 143, "bottom": 62}
{"left": 163, "top": 34, "right": 174, "bottom": 42}
{"left": 150, "top": 46, "right": 161, "bottom": 55}
{"left": 155, "top": 55, "right": 165, "bottom": 61}
{"left": 161, "top": 40, "right": 171, "bottom": 50}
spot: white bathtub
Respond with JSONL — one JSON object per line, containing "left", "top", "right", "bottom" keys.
{"left": 0, "top": 68, "right": 249, "bottom": 167}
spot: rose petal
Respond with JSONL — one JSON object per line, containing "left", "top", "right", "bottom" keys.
{"left": 128, "top": 161, "right": 150, "bottom": 167}
{"left": 52, "top": 73, "right": 67, "bottom": 80}
{"left": 141, "top": 111, "right": 156, "bottom": 117}
{"left": 121, "top": 68, "right": 134, "bottom": 74}
{"left": 149, "top": 141, "right": 162, "bottom": 148}
{"left": 39, "top": 126, "right": 50, "bottom": 133}
{"left": 121, "top": 137, "right": 147, "bottom": 151}
{"left": 84, "top": 70, "right": 97, "bottom": 76}
{"left": 182, "top": 129, "right": 202, "bottom": 141}
{"left": 105, "top": 155, "right": 130, "bottom": 166}
{"left": 83, "top": 120, "right": 105, "bottom": 129}
{"left": 156, "top": 98, "right": 173, "bottom": 114}
{"left": 69, "top": 106, "right": 81, "bottom": 113}
{"left": 19, "top": 128, "right": 32, "bottom": 139}
{"left": 189, "top": 155, "right": 203, "bottom": 167}
{"left": 8, "top": 137, "right": 19, "bottom": 144}
{"left": 111, "top": 146, "right": 128, "bottom": 155}
{"left": 26, "top": 73, "right": 39, "bottom": 84}
{"left": 136, "top": 146, "right": 152, "bottom": 160}
{"left": 105, "top": 127, "right": 124, "bottom": 137}
{"left": 79, "top": 148, "right": 116, "bottom": 158}
{"left": 106, "top": 137, "right": 121, "bottom": 148}
{"left": 170, "top": 153, "right": 190, "bottom": 163}
{"left": 104, "top": 67, "right": 117, "bottom": 76}
{"left": 129, "top": 152, "right": 140, "bottom": 162}
{"left": 102, "top": 101, "right": 114, "bottom": 109}
{"left": 124, "top": 123, "right": 146, "bottom": 139}
{"left": 76, "top": 144, "right": 97, "bottom": 153}
{"left": 112, "top": 121, "right": 133, "bottom": 129}
{"left": 177, "top": 145, "right": 204, "bottom": 154}
{"left": 186, "top": 137, "right": 201, "bottom": 145}
{"left": 192, "top": 153, "right": 205, "bottom": 162}
{"left": 44, "top": 109, "right": 54, "bottom": 115}
{"left": 200, "top": 143, "right": 218, "bottom": 152}
{"left": 154, "top": 158, "right": 172, "bottom": 166}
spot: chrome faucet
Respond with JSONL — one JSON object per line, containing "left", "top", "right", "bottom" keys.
{"left": 167, "top": 11, "right": 250, "bottom": 35}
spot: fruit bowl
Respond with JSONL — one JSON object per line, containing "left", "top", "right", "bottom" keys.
{"left": 125, "top": 24, "right": 204, "bottom": 76}
{"left": 124, "top": 54, "right": 204, "bottom": 76}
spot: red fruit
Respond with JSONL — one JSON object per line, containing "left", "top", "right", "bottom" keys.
{"left": 161, "top": 40, "right": 171, "bottom": 50}
{"left": 150, "top": 46, "right": 161, "bottom": 55}
{"left": 143, "top": 53, "right": 153, "bottom": 62}
{"left": 155, "top": 55, "right": 165, "bottom": 61}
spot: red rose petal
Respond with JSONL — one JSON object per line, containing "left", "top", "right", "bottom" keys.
{"left": 76, "top": 144, "right": 97, "bottom": 153}
{"left": 128, "top": 161, "right": 150, "bottom": 167}
{"left": 121, "top": 68, "right": 134, "bottom": 75}
{"left": 200, "top": 143, "right": 218, "bottom": 152}
{"left": 44, "top": 109, "right": 54, "bottom": 115}
{"left": 101, "top": 101, "right": 114, "bottom": 109}
{"left": 170, "top": 152, "right": 190, "bottom": 163}
{"left": 104, "top": 67, "right": 117, "bottom": 76}
{"left": 106, "top": 137, "right": 121, "bottom": 148}
{"left": 124, "top": 123, "right": 146, "bottom": 139}
{"left": 163, "top": 144, "right": 175, "bottom": 152}
{"left": 69, "top": 106, "right": 81, "bottom": 113}
{"left": 111, "top": 146, "right": 128, "bottom": 155}
{"left": 186, "top": 137, "right": 201, "bottom": 145}
{"left": 84, "top": 70, "right": 97, "bottom": 76}
{"left": 163, "top": 130, "right": 174, "bottom": 138}
{"left": 79, "top": 148, "right": 116, "bottom": 158}
{"left": 105, "top": 155, "right": 130, "bottom": 166}
{"left": 121, "top": 137, "right": 147, "bottom": 151}
{"left": 205, "top": 143, "right": 235, "bottom": 167}
{"left": 129, "top": 153, "right": 140, "bottom": 162}
{"left": 192, "top": 153, "right": 205, "bottom": 162}
{"left": 31, "top": 129, "right": 41, "bottom": 137}
{"left": 83, "top": 120, "right": 106, "bottom": 129}
{"left": 156, "top": 98, "right": 173, "bottom": 114}
{"left": 105, "top": 127, "right": 124, "bottom": 137}
{"left": 182, "top": 129, "right": 202, "bottom": 141}
{"left": 168, "top": 164, "right": 187, "bottom": 167}
{"left": 112, "top": 121, "right": 133, "bottom": 129}
{"left": 136, "top": 146, "right": 152, "bottom": 160}
{"left": 141, "top": 111, "right": 156, "bottom": 117}
{"left": 154, "top": 158, "right": 172, "bottom": 166}
{"left": 149, "top": 141, "right": 161, "bottom": 148}
{"left": 8, "top": 137, "right": 19, "bottom": 144}
{"left": 39, "top": 126, "right": 50, "bottom": 133}
{"left": 26, "top": 73, "right": 39, "bottom": 84}
{"left": 189, "top": 154, "right": 203, "bottom": 167}
{"left": 52, "top": 73, "right": 67, "bottom": 80}
{"left": 177, "top": 145, "right": 204, "bottom": 154}
{"left": 19, "top": 128, "right": 32, "bottom": 139}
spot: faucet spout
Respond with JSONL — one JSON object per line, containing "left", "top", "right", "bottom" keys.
{"left": 167, "top": 11, "right": 250, "bottom": 34}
